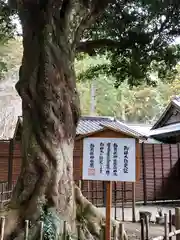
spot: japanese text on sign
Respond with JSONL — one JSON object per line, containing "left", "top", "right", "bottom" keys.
{"left": 83, "top": 138, "right": 136, "bottom": 182}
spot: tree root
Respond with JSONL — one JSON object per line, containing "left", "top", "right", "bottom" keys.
{"left": 2, "top": 184, "right": 128, "bottom": 240}
{"left": 75, "top": 185, "right": 128, "bottom": 240}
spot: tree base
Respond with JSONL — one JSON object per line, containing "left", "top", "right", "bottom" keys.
{"left": 2, "top": 185, "right": 128, "bottom": 240}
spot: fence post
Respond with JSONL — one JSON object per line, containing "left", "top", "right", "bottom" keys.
{"left": 175, "top": 208, "right": 180, "bottom": 240}
{"left": 63, "top": 221, "right": 67, "bottom": 240}
{"left": 164, "top": 213, "right": 168, "bottom": 240}
{"left": 113, "top": 225, "right": 117, "bottom": 239}
{"left": 118, "top": 223, "right": 124, "bottom": 240}
{"left": 141, "top": 143, "right": 147, "bottom": 205}
{"left": 39, "top": 221, "right": 44, "bottom": 240}
{"left": 78, "top": 180, "right": 82, "bottom": 190}
{"left": 77, "top": 224, "right": 81, "bottom": 240}
{"left": 0, "top": 184, "right": 4, "bottom": 203}
{"left": 103, "top": 181, "right": 106, "bottom": 207}
{"left": 145, "top": 214, "right": 149, "bottom": 240}
{"left": 140, "top": 218, "right": 145, "bottom": 240}
{"left": 0, "top": 217, "right": 5, "bottom": 240}
{"left": 100, "top": 225, "right": 105, "bottom": 240}
{"left": 169, "top": 210, "right": 172, "bottom": 240}
{"left": 8, "top": 139, "right": 14, "bottom": 191}
{"left": 152, "top": 145, "right": 156, "bottom": 201}
{"left": 24, "top": 220, "right": 29, "bottom": 240}
{"left": 161, "top": 144, "right": 165, "bottom": 195}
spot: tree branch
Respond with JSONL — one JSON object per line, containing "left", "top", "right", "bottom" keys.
{"left": 76, "top": 39, "right": 121, "bottom": 54}
{"left": 72, "top": 0, "right": 115, "bottom": 49}
{"left": 59, "top": 0, "right": 73, "bottom": 32}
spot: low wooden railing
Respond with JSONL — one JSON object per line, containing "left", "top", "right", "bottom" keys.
{"left": 0, "top": 182, "right": 16, "bottom": 204}
{"left": 0, "top": 216, "right": 125, "bottom": 240}
{"left": 140, "top": 208, "right": 180, "bottom": 240}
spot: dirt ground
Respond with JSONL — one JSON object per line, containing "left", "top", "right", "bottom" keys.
{"left": 99, "top": 204, "right": 177, "bottom": 239}
{"left": 125, "top": 204, "right": 175, "bottom": 239}
{"left": 124, "top": 221, "right": 173, "bottom": 240}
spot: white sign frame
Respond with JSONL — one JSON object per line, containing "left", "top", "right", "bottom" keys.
{"left": 82, "top": 137, "right": 136, "bottom": 182}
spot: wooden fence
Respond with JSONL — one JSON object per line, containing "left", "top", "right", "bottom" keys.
{"left": 0, "top": 216, "right": 125, "bottom": 240}
{"left": 140, "top": 208, "right": 180, "bottom": 240}
{"left": 0, "top": 182, "right": 16, "bottom": 203}
{"left": 1, "top": 141, "right": 180, "bottom": 209}
{"left": 0, "top": 181, "right": 136, "bottom": 222}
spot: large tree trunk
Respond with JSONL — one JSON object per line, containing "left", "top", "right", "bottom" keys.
{"left": 4, "top": 4, "right": 79, "bottom": 238}
{"left": 3, "top": 1, "right": 128, "bottom": 239}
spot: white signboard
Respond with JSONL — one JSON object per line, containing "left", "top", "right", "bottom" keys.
{"left": 82, "top": 138, "right": 136, "bottom": 182}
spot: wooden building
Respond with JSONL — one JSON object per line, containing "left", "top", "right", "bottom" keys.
{"left": 150, "top": 96, "right": 180, "bottom": 143}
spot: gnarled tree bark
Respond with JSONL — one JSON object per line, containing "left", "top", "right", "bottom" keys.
{"left": 3, "top": 0, "right": 128, "bottom": 239}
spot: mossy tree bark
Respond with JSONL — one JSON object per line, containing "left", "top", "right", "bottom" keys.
{"left": 4, "top": 0, "right": 127, "bottom": 239}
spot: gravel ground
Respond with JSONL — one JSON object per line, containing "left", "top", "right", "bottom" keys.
{"left": 124, "top": 222, "right": 172, "bottom": 240}
{"left": 99, "top": 205, "right": 175, "bottom": 222}
{"left": 98, "top": 204, "right": 177, "bottom": 239}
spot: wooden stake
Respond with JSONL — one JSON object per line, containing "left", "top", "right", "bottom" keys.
{"left": 77, "top": 224, "right": 81, "bottom": 240}
{"left": 39, "top": 221, "right": 44, "bottom": 240}
{"left": 24, "top": 220, "right": 29, "bottom": 240}
{"left": 164, "top": 213, "right": 168, "bottom": 240}
{"left": 100, "top": 225, "right": 105, "bottom": 240}
{"left": 113, "top": 225, "right": 117, "bottom": 239}
{"left": 63, "top": 221, "right": 67, "bottom": 240}
{"left": 140, "top": 218, "right": 145, "bottom": 240}
{"left": 79, "top": 180, "right": 82, "bottom": 190}
{"left": 169, "top": 210, "right": 172, "bottom": 240}
{"left": 0, "top": 217, "right": 5, "bottom": 240}
{"left": 175, "top": 208, "right": 180, "bottom": 240}
{"left": 145, "top": 214, "right": 149, "bottom": 240}
{"left": 106, "top": 181, "right": 112, "bottom": 240}
{"left": 118, "top": 223, "right": 124, "bottom": 240}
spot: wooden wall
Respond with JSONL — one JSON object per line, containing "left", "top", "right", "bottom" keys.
{"left": 0, "top": 132, "right": 180, "bottom": 205}
{"left": 0, "top": 141, "right": 10, "bottom": 182}
{"left": 0, "top": 141, "right": 21, "bottom": 184}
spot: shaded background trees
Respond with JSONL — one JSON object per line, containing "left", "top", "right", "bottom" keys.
{"left": 76, "top": 54, "right": 180, "bottom": 123}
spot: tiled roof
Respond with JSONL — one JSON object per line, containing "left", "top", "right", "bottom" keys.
{"left": 126, "top": 123, "right": 152, "bottom": 136}
{"left": 149, "top": 122, "right": 180, "bottom": 137}
{"left": 77, "top": 116, "right": 146, "bottom": 139}
{"left": 172, "top": 96, "right": 180, "bottom": 107}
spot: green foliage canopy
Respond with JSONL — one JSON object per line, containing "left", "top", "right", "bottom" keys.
{"left": 0, "top": 0, "right": 180, "bottom": 86}
{"left": 78, "top": 0, "right": 180, "bottom": 86}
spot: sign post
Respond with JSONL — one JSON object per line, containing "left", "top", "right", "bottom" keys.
{"left": 82, "top": 137, "right": 137, "bottom": 240}
{"left": 106, "top": 181, "right": 112, "bottom": 240}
